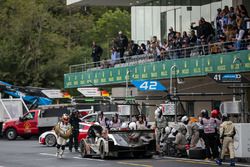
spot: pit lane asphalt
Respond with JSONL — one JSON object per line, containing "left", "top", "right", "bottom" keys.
{"left": 0, "top": 138, "right": 249, "bottom": 167}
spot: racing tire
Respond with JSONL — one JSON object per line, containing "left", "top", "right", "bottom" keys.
{"left": 100, "top": 141, "right": 107, "bottom": 159}
{"left": 6, "top": 128, "right": 17, "bottom": 140}
{"left": 80, "top": 141, "right": 90, "bottom": 158}
{"left": 45, "top": 134, "right": 57, "bottom": 147}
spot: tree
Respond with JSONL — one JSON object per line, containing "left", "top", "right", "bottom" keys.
{"left": 0, "top": 1, "right": 131, "bottom": 88}
{"left": 93, "top": 8, "right": 131, "bottom": 59}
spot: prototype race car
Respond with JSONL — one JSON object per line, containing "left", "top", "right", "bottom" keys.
{"left": 80, "top": 124, "right": 156, "bottom": 159}
{"left": 39, "top": 122, "right": 91, "bottom": 147}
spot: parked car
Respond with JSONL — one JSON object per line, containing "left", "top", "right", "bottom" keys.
{"left": 39, "top": 122, "right": 92, "bottom": 147}
{"left": 2, "top": 104, "right": 92, "bottom": 140}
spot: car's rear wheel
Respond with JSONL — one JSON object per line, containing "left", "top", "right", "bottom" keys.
{"left": 45, "top": 134, "right": 56, "bottom": 147}
{"left": 6, "top": 128, "right": 17, "bottom": 140}
{"left": 100, "top": 141, "right": 107, "bottom": 159}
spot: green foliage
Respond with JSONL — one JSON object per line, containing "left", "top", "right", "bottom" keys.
{"left": 0, "top": 0, "right": 131, "bottom": 88}
{"left": 93, "top": 8, "right": 131, "bottom": 58}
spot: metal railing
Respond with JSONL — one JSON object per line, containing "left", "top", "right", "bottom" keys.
{"left": 69, "top": 39, "right": 250, "bottom": 73}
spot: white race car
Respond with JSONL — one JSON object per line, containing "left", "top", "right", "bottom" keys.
{"left": 39, "top": 122, "right": 91, "bottom": 147}
{"left": 39, "top": 130, "right": 57, "bottom": 147}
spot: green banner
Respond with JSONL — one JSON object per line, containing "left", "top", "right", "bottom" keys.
{"left": 64, "top": 50, "right": 250, "bottom": 88}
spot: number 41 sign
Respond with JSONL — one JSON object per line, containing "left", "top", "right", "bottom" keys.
{"left": 131, "top": 80, "right": 167, "bottom": 91}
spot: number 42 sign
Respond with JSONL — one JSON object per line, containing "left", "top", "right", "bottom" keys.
{"left": 131, "top": 80, "right": 167, "bottom": 91}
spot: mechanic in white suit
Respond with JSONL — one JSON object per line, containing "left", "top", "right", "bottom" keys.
{"left": 55, "top": 114, "right": 72, "bottom": 158}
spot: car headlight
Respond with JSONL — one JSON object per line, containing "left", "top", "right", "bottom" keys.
{"left": 2, "top": 123, "right": 5, "bottom": 128}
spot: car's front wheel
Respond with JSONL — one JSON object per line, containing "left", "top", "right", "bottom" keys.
{"left": 45, "top": 134, "right": 56, "bottom": 147}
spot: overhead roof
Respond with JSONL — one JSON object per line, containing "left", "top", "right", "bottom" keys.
{"left": 67, "top": 0, "right": 221, "bottom": 6}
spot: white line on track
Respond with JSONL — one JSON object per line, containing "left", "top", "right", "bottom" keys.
{"left": 73, "top": 157, "right": 105, "bottom": 162}
{"left": 40, "top": 153, "right": 105, "bottom": 162}
{"left": 163, "top": 156, "right": 250, "bottom": 167}
{"left": 40, "top": 153, "right": 57, "bottom": 157}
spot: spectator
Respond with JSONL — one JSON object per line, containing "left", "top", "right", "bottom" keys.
{"left": 110, "top": 47, "right": 120, "bottom": 67}
{"left": 168, "top": 36, "right": 177, "bottom": 59}
{"left": 129, "top": 40, "right": 139, "bottom": 56}
{"left": 176, "top": 32, "right": 183, "bottom": 58}
{"left": 228, "top": 14, "right": 237, "bottom": 27}
{"left": 239, "top": 4, "right": 249, "bottom": 17}
{"left": 91, "top": 41, "right": 103, "bottom": 67}
{"left": 168, "top": 27, "right": 176, "bottom": 42}
{"left": 229, "top": 7, "right": 236, "bottom": 21}
{"left": 189, "top": 30, "right": 197, "bottom": 47}
{"left": 200, "top": 17, "right": 215, "bottom": 43}
{"left": 137, "top": 46, "right": 144, "bottom": 55}
{"left": 140, "top": 43, "right": 147, "bottom": 54}
{"left": 182, "top": 31, "right": 190, "bottom": 57}
{"left": 146, "top": 40, "right": 151, "bottom": 51}
{"left": 182, "top": 31, "right": 190, "bottom": 48}
{"left": 117, "top": 31, "right": 128, "bottom": 63}
{"left": 191, "top": 20, "right": 203, "bottom": 43}
{"left": 210, "top": 43, "right": 221, "bottom": 54}
{"left": 240, "top": 11, "right": 250, "bottom": 32}
{"left": 215, "top": 8, "right": 222, "bottom": 34}
{"left": 160, "top": 47, "right": 166, "bottom": 60}
{"left": 149, "top": 36, "right": 161, "bottom": 61}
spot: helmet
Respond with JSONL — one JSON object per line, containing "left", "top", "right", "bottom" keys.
{"left": 121, "top": 122, "right": 128, "bottom": 129}
{"left": 165, "top": 126, "right": 172, "bottom": 134}
{"left": 62, "top": 114, "right": 69, "bottom": 123}
{"left": 154, "top": 106, "right": 162, "bottom": 118}
{"left": 181, "top": 116, "right": 189, "bottom": 123}
{"left": 211, "top": 109, "right": 219, "bottom": 118}
{"left": 200, "top": 109, "right": 209, "bottom": 118}
{"left": 129, "top": 122, "right": 137, "bottom": 130}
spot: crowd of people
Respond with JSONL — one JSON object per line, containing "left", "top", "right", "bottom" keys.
{"left": 159, "top": 109, "right": 236, "bottom": 166}
{"left": 90, "top": 5, "right": 250, "bottom": 69}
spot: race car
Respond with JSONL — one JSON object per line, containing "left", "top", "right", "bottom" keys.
{"left": 79, "top": 124, "right": 156, "bottom": 159}
{"left": 39, "top": 122, "right": 91, "bottom": 147}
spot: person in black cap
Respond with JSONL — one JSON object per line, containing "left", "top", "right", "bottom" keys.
{"left": 69, "top": 109, "right": 81, "bottom": 152}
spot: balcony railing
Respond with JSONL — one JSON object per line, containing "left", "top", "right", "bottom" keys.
{"left": 69, "top": 39, "right": 250, "bottom": 73}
